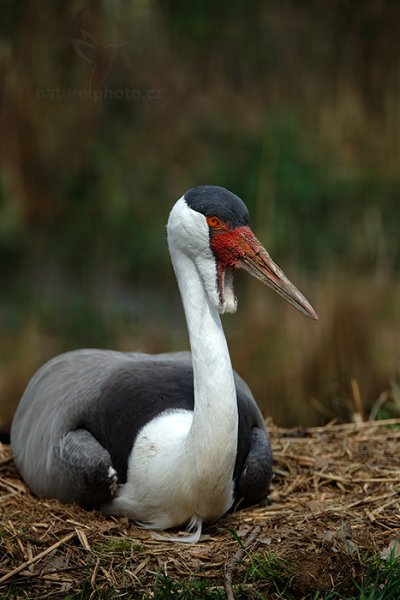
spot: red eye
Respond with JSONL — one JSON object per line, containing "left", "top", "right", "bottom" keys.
{"left": 207, "top": 216, "right": 223, "bottom": 228}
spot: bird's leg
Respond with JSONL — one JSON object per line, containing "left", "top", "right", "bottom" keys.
{"left": 52, "top": 429, "right": 119, "bottom": 508}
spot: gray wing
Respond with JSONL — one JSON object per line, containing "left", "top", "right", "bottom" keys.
{"left": 233, "top": 374, "right": 272, "bottom": 506}
{"left": 10, "top": 349, "right": 179, "bottom": 501}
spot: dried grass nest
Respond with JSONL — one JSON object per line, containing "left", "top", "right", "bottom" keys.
{"left": 1, "top": 419, "right": 400, "bottom": 598}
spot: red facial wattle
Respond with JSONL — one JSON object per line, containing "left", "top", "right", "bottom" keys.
{"left": 208, "top": 222, "right": 318, "bottom": 320}
{"left": 208, "top": 225, "right": 253, "bottom": 306}
{"left": 210, "top": 226, "right": 257, "bottom": 269}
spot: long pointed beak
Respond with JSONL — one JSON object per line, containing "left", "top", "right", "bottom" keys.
{"left": 236, "top": 227, "right": 318, "bottom": 320}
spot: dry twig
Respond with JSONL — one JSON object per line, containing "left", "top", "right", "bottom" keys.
{"left": 224, "top": 525, "right": 261, "bottom": 600}
{"left": 0, "top": 532, "right": 76, "bottom": 585}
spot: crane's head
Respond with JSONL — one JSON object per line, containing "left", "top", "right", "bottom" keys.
{"left": 167, "top": 185, "right": 318, "bottom": 320}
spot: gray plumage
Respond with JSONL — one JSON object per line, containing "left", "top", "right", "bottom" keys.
{"left": 11, "top": 349, "right": 272, "bottom": 509}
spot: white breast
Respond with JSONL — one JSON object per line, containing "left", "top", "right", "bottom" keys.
{"left": 102, "top": 408, "right": 234, "bottom": 531}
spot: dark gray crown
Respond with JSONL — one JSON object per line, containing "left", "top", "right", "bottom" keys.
{"left": 184, "top": 185, "right": 249, "bottom": 227}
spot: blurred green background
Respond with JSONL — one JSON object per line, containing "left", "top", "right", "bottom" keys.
{"left": 1, "top": 1, "right": 399, "bottom": 432}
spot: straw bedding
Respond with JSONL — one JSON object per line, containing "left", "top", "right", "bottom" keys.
{"left": 1, "top": 419, "right": 400, "bottom": 597}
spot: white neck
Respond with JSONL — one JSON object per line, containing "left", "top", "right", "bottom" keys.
{"left": 108, "top": 200, "right": 240, "bottom": 531}
{"left": 169, "top": 244, "right": 238, "bottom": 499}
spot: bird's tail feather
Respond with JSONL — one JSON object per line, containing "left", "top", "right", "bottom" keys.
{"left": 148, "top": 514, "right": 203, "bottom": 544}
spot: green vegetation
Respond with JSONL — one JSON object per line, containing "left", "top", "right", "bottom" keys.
{"left": 3, "top": 551, "right": 400, "bottom": 600}
{"left": 242, "top": 551, "right": 295, "bottom": 598}
{"left": 369, "top": 380, "right": 400, "bottom": 422}
{"left": 145, "top": 549, "right": 400, "bottom": 600}
{"left": 1, "top": 3, "right": 399, "bottom": 428}
{"left": 93, "top": 536, "right": 142, "bottom": 555}
{"left": 149, "top": 573, "right": 225, "bottom": 599}
{"left": 353, "top": 551, "right": 400, "bottom": 600}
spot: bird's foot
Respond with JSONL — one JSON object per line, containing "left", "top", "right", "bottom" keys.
{"left": 107, "top": 466, "right": 119, "bottom": 496}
